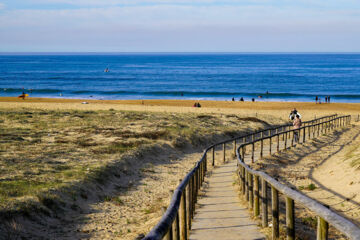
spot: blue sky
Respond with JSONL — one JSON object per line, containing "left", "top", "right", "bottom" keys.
{"left": 0, "top": 0, "right": 359, "bottom": 52}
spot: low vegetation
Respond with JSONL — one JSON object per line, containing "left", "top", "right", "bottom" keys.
{"left": 0, "top": 108, "right": 279, "bottom": 224}
{"left": 345, "top": 145, "right": 360, "bottom": 169}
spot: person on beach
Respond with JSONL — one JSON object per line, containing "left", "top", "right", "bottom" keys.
{"left": 18, "top": 90, "right": 28, "bottom": 100}
{"left": 232, "top": 97, "right": 235, "bottom": 101}
{"left": 252, "top": 98, "right": 255, "bottom": 102}
{"left": 328, "top": 96, "right": 331, "bottom": 103}
{"left": 293, "top": 114, "right": 302, "bottom": 143}
{"left": 325, "top": 96, "right": 328, "bottom": 103}
{"left": 240, "top": 97, "right": 244, "bottom": 102}
{"left": 315, "top": 96, "right": 318, "bottom": 104}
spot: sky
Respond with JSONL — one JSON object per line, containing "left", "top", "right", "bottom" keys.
{"left": 0, "top": 0, "right": 359, "bottom": 52}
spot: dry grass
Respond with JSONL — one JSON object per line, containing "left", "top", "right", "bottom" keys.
{"left": 0, "top": 107, "right": 285, "bottom": 239}
{"left": 345, "top": 145, "right": 360, "bottom": 169}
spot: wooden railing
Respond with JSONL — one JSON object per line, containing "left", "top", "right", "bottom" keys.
{"left": 236, "top": 115, "right": 360, "bottom": 240}
{"left": 143, "top": 114, "right": 339, "bottom": 240}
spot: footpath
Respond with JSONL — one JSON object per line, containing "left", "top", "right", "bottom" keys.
{"left": 189, "top": 123, "right": 319, "bottom": 239}
{"left": 189, "top": 159, "right": 266, "bottom": 240}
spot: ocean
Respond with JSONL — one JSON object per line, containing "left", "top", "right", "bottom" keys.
{"left": 0, "top": 53, "right": 360, "bottom": 102}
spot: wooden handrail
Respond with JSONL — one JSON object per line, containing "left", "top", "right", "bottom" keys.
{"left": 143, "top": 114, "right": 339, "bottom": 240}
{"left": 236, "top": 115, "right": 360, "bottom": 240}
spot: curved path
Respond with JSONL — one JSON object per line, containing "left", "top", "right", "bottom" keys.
{"left": 189, "top": 123, "right": 319, "bottom": 239}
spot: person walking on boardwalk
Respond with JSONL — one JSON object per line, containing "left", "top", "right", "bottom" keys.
{"left": 293, "top": 114, "right": 302, "bottom": 143}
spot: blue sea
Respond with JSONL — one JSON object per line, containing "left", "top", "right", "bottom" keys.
{"left": 0, "top": 53, "right": 360, "bottom": 102}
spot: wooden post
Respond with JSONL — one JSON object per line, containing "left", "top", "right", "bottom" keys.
{"left": 242, "top": 146, "right": 246, "bottom": 162}
{"left": 212, "top": 146, "right": 215, "bottom": 166}
{"left": 238, "top": 168, "right": 242, "bottom": 192}
{"left": 254, "top": 175, "right": 260, "bottom": 217}
{"left": 241, "top": 167, "right": 246, "bottom": 195}
{"left": 187, "top": 180, "right": 192, "bottom": 232}
{"left": 191, "top": 176, "right": 195, "bottom": 217}
{"left": 198, "top": 165, "right": 201, "bottom": 188}
{"left": 317, "top": 216, "right": 329, "bottom": 240}
{"left": 204, "top": 155, "right": 207, "bottom": 172}
{"left": 192, "top": 173, "right": 197, "bottom": 204}
{"left": 260, "top": 139, "right": 263, "bottom": 159}
{"left": 261, "top": 178, "right": 268, "bottom": 227}
{"left": 284, "top": 132, "right": 287, "bottom": 149}
{"left": 249, "top": 173, "right": 253, "bottom": 209}
{"left": 198, "top": 163, "right": 202, "bottom": 188}
{"left": 233, "top": 139, "right": 236, "bottom": 156}
{"left": 317, "top": 204, "right": 329, "bottom": 240}
{"left": 286, "top": 197, "right": 295, "bottom": 240}
{"left": 269, "top": 137, "right": 272, "bottom": 155}
{"left": 317, "top": 124, "right": 320, "bottom": 136}
{"left": 223, "top": 143, "right": 226, "bottom": 163}
{"left": 201, "top": 160, "right": 204, "bottom": 184}
{"left": 162, "top": 207, "right": 172, "bottom": 240}
{"left": 291, "top": 131, "right": 294, "bottom": 147}
{"left": 271, "top": 187, "right": 279, "bottom": 239}
{"left": 251, "top": 143, "right": 255, "bottom": 163}
{"left": 303, "top": 127, "right": 306, "bottom": 143}
{"left": 277, "top": 134, "right": 280, "bottom": 152}
{"left": 245, "top": 171, "right": 249, "bottom": 201}
{"left": 179, "top": 190, "right": 187, "bottom": 240}
{"left": 173, "top": 212, "right": 180, "bottom": 240}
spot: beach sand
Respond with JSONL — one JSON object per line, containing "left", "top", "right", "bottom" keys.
{"left": 1, "top": 97, "right": 360, "bottom": 120}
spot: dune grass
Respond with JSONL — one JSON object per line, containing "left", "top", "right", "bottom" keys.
{"left": 0, "top": 108, "right": 275, "bottom": 213}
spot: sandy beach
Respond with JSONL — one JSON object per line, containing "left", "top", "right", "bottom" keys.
{"left": 1, "top": 97, "right": 360, "bottom": 120}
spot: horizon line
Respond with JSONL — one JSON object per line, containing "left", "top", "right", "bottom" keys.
{"left": 1, "top": 51, "right": 360, "bottom": 55}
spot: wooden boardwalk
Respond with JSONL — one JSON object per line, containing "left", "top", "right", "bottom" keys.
{"left": 189, "top": 128, "right": 311, "bottom": 239}
{"left": 189, "top": 159, "right": 266, "bottom": 240}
